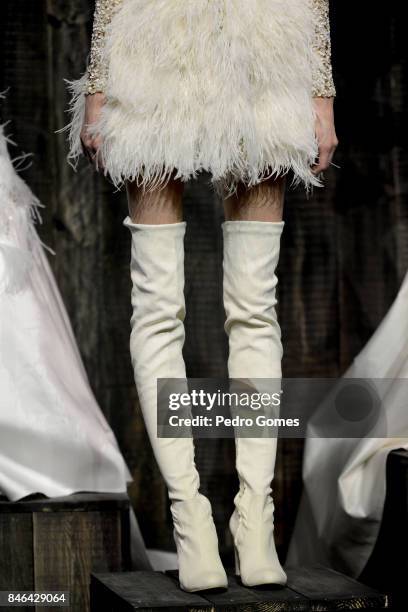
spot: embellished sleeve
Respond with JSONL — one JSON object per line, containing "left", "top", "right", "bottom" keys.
{"left": 311, "top": 0, "right": 336, "bottom": 98}
{"left": 85, "top": 0, "right": 123, "bottom": 95}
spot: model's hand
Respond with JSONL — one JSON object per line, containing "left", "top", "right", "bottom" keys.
{"left": 80, "top": 92, "right": 105, "bottom": 170}
{"left": 311, "top": 97, "right": 338, "bottom": 175}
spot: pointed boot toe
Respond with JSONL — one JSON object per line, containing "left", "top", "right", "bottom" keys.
{"left": 172, "top": 494, "right": 228, "bottom": 593}
{"left": 241, "top": 566, "right": 287, "bottom": 588}
{"left": 182, "top": 569, "right": 228, "bottom": 593}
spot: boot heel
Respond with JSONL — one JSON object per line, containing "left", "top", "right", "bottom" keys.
{"left": 234, "top": 546, "right": 240, "bottom": 576}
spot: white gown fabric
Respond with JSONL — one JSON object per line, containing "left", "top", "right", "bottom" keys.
{"left": 0, "top": 127, "right": 132, "bottom": 501}
{"left": 286, "top": 271, "right": 408, "bottom": 577}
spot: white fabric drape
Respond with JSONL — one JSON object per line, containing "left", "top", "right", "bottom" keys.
{"left": 286, "top": 271, "right": 408, "bottom": 577}
{"left": 0, "top": 127, "right": 132, "bottom": 501}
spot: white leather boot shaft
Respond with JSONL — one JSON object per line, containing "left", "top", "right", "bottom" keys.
{"left": 124, "top": 217, "right": 199, "bottom": 502}
{"left": 222, "top": 219, "right": 284, "bottom": 495}
{"left": 222, "top": 219, "right": 287, "bottom": 586}
{"left": 124, "top": 217, "right": 226, "bottom": 591}
{"left": 222, "top": 220, "right": 284, "bottom": 381}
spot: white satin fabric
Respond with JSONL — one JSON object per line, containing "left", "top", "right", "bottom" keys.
{"left": 0, "top": 127, "right": 132, "bottom": 501}
{"left": 287, "top": 271, "right": 408, "bottom": 577}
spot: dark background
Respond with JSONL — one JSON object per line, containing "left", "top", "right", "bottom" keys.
{"left": 1, "top": 1, "right": 407, "bottom": 564}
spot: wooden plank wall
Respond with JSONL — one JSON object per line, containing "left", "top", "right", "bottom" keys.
{"left": 1, "top": 0, "right": 407, "bottom": 559}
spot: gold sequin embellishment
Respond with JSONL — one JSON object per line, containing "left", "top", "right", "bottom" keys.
{"left": 86, "top": 0, "right": 123, "bottom": 95}
{"left": 311, "top": 0, "right": 336, "bottom": 97}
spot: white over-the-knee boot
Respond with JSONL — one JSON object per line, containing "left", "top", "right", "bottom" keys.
{"left": 124, "top": 217, "right": 227, "bottom": 592}
{"left": 222, "top": 219, "right": 287, "bottom": 587}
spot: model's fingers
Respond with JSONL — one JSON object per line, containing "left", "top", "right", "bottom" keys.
{"left": 80, "top": 132, "right": 104, "bottom": 170}
{"left": 93, "top": 149, "right": 105, "bottom": 172}
{"left": 81, "top": 141, "right": 91, "bottom": 162}
{"left": 82, "top": 131, "right": 101, "bottom": 169}
{"left": 312, "top": 162, "right": 328, "bottom": 174}
{"left": 81, "top": 140, "right": 94, "bottom": 165}
{"left": 86, "top": 147, "right": 104, "bottom": 173}
{"left": 311, "top": 149, "right": 329, "bottom": 174}
{"left": 93, "top": 136, "right": 105, "bottom": 171}
{"left": 80, "top": 130, "right": 94, "bottom": 162}
{"left": 327, "top": 146, "right": 336, "bottom": 168}
{"left": 93, "top": 134, "right": 103, "bottom": 150}
{"left": 312, "top": 141, "right": 337, "bottom": 174}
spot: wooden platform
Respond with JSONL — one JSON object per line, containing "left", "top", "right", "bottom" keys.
{"left": 0, "top": 493, "right": 132, "bottom": 611}
{"left": 360, "top": 448, "right": 408, "bottom": 610}
{"left": 90, "top": 566, "right": 389, "bottom": 611}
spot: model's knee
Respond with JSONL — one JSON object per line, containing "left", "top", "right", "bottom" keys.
{"left": 224, "top": 176, "right": 286, "bottom": 222}
{"left": 126, "top": 177, "right": 184, "bottom": 224}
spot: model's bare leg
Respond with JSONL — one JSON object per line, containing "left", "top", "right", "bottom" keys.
{"left": 223, "top": 176, "right": 285, "bottom": 222}
{"left": 222, "top": 176, "right": 287, "bottom": 587}
{"left": 126, "top": 177, "right": 184, "bottom": 224}
{"left": 124, "top": 178, "right": 227, "bottom": 592}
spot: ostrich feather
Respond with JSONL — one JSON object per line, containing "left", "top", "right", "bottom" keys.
{"left": 0, "top": 123, "right": 52, "bottom": 295}
{"left": 65, "top": 0, "right": 323, "bottom": 194}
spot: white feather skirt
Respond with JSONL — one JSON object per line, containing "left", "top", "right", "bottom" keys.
{"left": 66, "top": 0, "right": 322, "bottom": 194}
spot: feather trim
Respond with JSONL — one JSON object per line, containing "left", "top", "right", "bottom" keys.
{"left": 63, "top": 0, "right": 323, "bottom": 193}
{"left": 0, "top": 122, "right": 53, "bottom": 296}
{"left": 59, "top": 72, "right": 88, "bottom": 171}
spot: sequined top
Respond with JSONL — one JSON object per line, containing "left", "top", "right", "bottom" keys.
{"left": 85, "top": 0, "right": 336, "bottom": 97}
{"left": 311, "top": 0, "right": 336, "bottom": 97}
